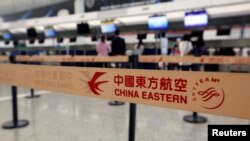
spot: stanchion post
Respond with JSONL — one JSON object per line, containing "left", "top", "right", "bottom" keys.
{"left": 2, "top": 56, "right": 29, "bottom": 129}
{"left": 128, "top": 55, "right": 138, "bottom": 141}
{"left": 25, "top": 88, "right": 40, "bottom": 99}
{"left": 129, "top": 103, "right": 136, "bottom": 141}
{"left": 183, "top": 112, "right": 207, "bottom": 123}
{"left": 183, "top": 64, "right": 207, "bottom": 124}
{"left": 25, "top": 58, "right": 40, "bottom": 99}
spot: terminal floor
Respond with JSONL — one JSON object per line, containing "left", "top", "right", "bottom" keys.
{"left": 0, "top": 85, "right": 249, "bottom": 141}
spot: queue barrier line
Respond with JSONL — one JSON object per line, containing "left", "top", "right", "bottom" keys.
{"left": 15, "top": 55, "right": 129, "bottom": 63}
{"left": 0, "top": 56, "right": 9, "bottom": 62}
{"left": 0, "top": 63, "right": 250, "bottom": 120}
{"left": 139, "top": 55, "right": 250, "bottom": 65}
{"left": 11, "top": 55, "right": 250, "bottom": 64}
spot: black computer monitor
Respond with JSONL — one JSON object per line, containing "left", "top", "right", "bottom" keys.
{"left": 70, "top": 37, "right": 77, "bottom": 42}
{"left": 13, "top": 40, "right": 19, "bottom": 46}
{"left": 57, "top": 38, "right": 64, "bottom": 43}
{"left": 137, "top": 33, "right": 147, "bottom": 40}
{"left": 191, "top": 30, "right": 203, "bottom": 37}
{"left": 217, "top": 28, "right": 231, "bottom": 36}
{"left": 27, "top": 27, "right": 38, "bottom": 38}
{"left": 38, "top": 38, "right": 45, "bottom": 44}
{"left": 29, "top": 39, "right": 35, "bottom": 44}
{"left": 91, "top": 36, "right": 97, "bottom": 41}
{"left": 107, "top": 35, "right": 114, "bottom": 41}
{"left": 4, "top": 41, "right": 10, "bottom": 45}
{"left": 77, "top": 23, "right": 91, "bottom": 35}
{"left": 155, "top": 32, "right": 166, "bottom": 39}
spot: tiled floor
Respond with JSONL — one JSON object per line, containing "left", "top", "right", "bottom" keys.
{"left": 0, "top": 86, "right": 249, "bottom": 141}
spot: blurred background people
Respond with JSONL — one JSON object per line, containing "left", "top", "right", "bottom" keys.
{"left": 178, "top": 34, "right": 193, "bottom": 71}
{"left": 133, "top": 39, "right": 145, "bottom": 55}
{"left": 96, "top": 35, "right": 111, "bottom": 56}
{"left": 109, "top": 29, "right": 126, "bottom": 106}
{"left": 110, "top": 29, "right": 126, "bottom": 56}
{"left": 190, "top": 36, "right": 205, "bottom": 71}
{"left": 169, "top": 44, "right": 180, "bottom": 70}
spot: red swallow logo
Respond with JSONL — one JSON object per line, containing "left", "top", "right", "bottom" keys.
{"left": 88, "top": 72, "right": 108, "bottom": 95}
{"left": 158, "top": 57, "right": 164, "bottom": 62}
{"left": 200, "top": 57, "right": 205, "bottom": 63}
{"left": 198, "top": 87, "right": 225, "bottom": 109}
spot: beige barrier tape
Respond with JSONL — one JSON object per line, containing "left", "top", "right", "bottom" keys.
{"left": 16, "top": 55, "right": 129, "bottom": 62}
{"left": 139, "top": 55, "right": 250, "bottom": 65}
{"left": 0, "top": 56, "right": 9, "bottom": 62}
{"left": 0, "top": 64, "right": 249, "bottom": 119}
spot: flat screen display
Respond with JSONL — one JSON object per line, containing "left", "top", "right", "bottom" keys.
{"left": 70, "top": 37, "right": 77, "bottom": 42}
{"left": 77, "top": 23, "right": 91, "bottom": 35}
{"left": 3, "top": 32, "right": 13, "bottom": 40}
{"left": 184, "top": 11, "right": 208, "bottom": 28}
{"left": 137, "top": 33, "right": 147, "bottom": 40}
{"left": 101, "top": 22, "right": 116, "bottom": 34}
{"left": 27, "top": 27, "right": 38, "bottom": 38}
{"left": 45, "top": 28, "right": 57, "bottom": 37}
{"left": 217, "top": 28, "right": 231, "bottom": 36}
{"left": 148, "top": 16, "right": 168, "bottom": 30}
{"left": 38, "top": 38, "right": 44, "bottom": 44}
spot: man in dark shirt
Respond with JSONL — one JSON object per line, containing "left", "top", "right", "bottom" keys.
{"left": 111, "top": 29, "right": 126, "bottom": 55}
{"left": 109, "top": 29, "right": 126, "bottom": 106}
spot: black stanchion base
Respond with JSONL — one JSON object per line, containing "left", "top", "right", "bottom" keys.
{"left": 183, "top": 115, "right": 207, "bottom": 123}
{"left": 108, "top": 101, "right": 125, "bottom": 106}
{"left": 2, "top": 120, "right": 29, "bottom": 129}
{"left": 25, "top": 95, "right": 40, "bottom": 99}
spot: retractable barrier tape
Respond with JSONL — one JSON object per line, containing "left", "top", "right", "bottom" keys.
{"left": 0, "top": 56, "right": 9, "bottom": 62}
{"left": 0, "top": 64, "right": 249, "bottom": 120}
{"left": 16, "top": 55, "right": 129, "bottom": 62}
{"left": 139, "top": 55, "right": 250, "bottom": 65}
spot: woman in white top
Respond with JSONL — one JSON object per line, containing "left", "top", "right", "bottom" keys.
{"left": 133, "top": 40, "right": 145, "bottom": 55}
{"left": 178, "top": 34, "right": 193, "bottom": 71}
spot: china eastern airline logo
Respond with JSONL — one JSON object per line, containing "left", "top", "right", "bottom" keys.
{"left": 192, "top": 77, "right": 225, "bottom": 109}
{"left": 88, "top": 72, "right": 108, "bottom": 95}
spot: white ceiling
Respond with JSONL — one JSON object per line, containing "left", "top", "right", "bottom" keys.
{"left": 0, "top": 0, "right": 69, "bottom": 16}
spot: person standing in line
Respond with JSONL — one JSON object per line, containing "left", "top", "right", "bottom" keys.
{"left": 133, "top": 39, "right": 145, "bottom": 69}
{"left": 133, "top": 39, "right": 144, "bottom": 55}
{"left": 178, "top": 34, "right": 193, "bottom": 71}
{"left": 109, "top": 29, "right": 126, "bottom": 106}
{"left": 111, "top": 29, "right": 126, "bottom": 56}
{"left": 96, "top": 35, "right": 111, "bottom": 68}
{"left": 169, "top": 44, "right": 180, "bottom": 70}
{"left": 96, "top": 35, "right": 111, "bottom": 56}
{"left": 190, "top": 36, "right": 205, "bottom": 71}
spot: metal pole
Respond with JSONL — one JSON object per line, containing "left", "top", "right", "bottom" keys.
{"left": 12, "top": 86, "right": 18, "bottom": 124}
{"left": 128, "top": 55, "right": 138, "bottom": 141}
{"left": 26, "top": 88, "right": 40, "bottom": 99}
{"left": 128, "top": 103, "right": 136, "bottom": 141}
{"left": 2, "top": 56, "right": 29, "bottom": 129}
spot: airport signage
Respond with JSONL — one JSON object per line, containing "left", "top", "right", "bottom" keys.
{"left": 0, "top": 64, "right": 249, "bottom": 119}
